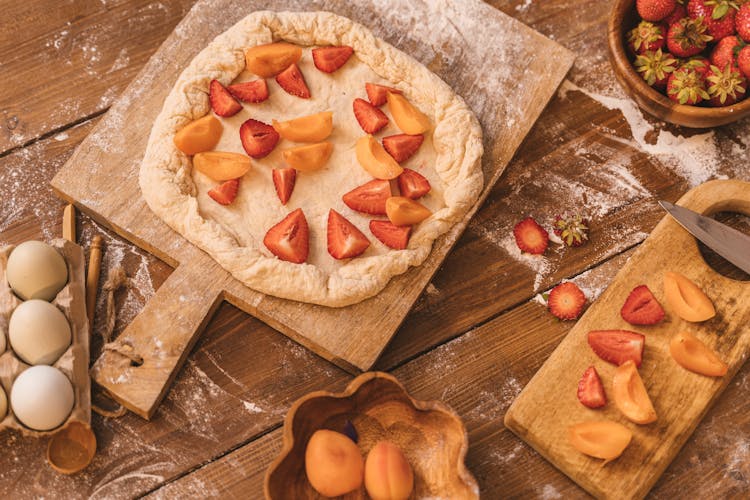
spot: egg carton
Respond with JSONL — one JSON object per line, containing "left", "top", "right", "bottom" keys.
{"left": 0, "top": 239, "right": 90, "bottom": 436}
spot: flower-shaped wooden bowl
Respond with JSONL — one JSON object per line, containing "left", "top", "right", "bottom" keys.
{"left": 608, "top": 0, "right": 750, "bottom": 128}
{"left": 264, "top": 372, "right": 478, "bottom": 499}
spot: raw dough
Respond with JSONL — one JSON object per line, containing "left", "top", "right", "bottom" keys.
{"left": 140, "top": 11, "right": 483, "bottom": 307}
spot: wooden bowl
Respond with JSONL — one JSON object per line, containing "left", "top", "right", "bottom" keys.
{"left": 264, "top": 372, "right": 478, "bottom": 499}
{"left": 608, "top": 0, "right": 750, "bottom": 128}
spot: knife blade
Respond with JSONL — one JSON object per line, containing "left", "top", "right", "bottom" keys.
{"left": 659, "top": 200, "right": 750, "bottom": 275}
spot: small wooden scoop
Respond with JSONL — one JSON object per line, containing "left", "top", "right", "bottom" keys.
{"left": 47, "top": 421, "right": 97, "bottom": 474}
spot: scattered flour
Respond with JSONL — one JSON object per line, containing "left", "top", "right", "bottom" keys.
{"left": 515, "top": 0, "right": 533, "bottom": 13}
{"left": 539, "top": 483, "right": 563, "bottom": 499}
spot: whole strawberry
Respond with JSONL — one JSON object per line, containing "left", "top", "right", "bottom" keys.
{"left": 739, "top": 45, "right": 750, "bottom": 78}
{"left": 635, "top": 49, "right": 679, "bottom": 88}
{"left": 667, "top": 17, "right": 714, "bottom": 57}
{"left": 638, "top": 0, "right": 678, "bottom": 21}
{"left": 682, "top": 55, "right": 712, "bottom": 75}
{"left": 687, "top": 0, "right": 739, "bottom": 41}
{"left": 710, "top": 35, "right": 741, "bottom": 69}
{"left": 628, "top": 21, "right": 667, "bottom": 55}
{"left": 706, "top": 63, "right": 748, "bottom": 105}
{"left": 667, "top": 67, "right": 711, "bottom": 103}
{"left": 664, "top": 3, "right": 688, "bottom": 25}
{"left": 737, "top": 3, "right": 750, "bottom": 42}
{"left": 553, "top": 214, "right": 590, "bottom": 247}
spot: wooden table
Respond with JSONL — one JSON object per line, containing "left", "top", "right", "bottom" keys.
{"left": 1, "top": 1, "right": 748, "bottom": 498}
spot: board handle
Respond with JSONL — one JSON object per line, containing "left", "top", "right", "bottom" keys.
{"left": 90, "top": 262, "right": 226, "bottom": 419}
{"left": 677, "top": 179, "right": 750, "bottom": 216}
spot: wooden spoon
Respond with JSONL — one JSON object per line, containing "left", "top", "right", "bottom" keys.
{"left": 46, "top": 421, "right": 97, "bottom": 474}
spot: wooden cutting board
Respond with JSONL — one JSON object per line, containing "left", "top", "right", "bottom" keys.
{"left": 50, "top": 0, "right": 574, "bottom": 419}
{"left": 504, "top": 179, "right": 750, "bottom": 499}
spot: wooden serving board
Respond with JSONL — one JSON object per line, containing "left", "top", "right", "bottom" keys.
{"left": 50, "top": 0, "right": 574, "bottom": 419}
{"left": 504, "top": 179, "right": 750, "bottom": 500}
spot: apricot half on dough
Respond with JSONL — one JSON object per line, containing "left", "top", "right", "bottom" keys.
{"left": 670, "top": 331, "right": 728, "bottom": 377}
{"left": 173, "top": 115, "right": 222, "bottom": 155}
{"left": 386, "top": 197, "right": 432, "bottom": 227}
{"left": 663, "top": 271, "right": 715, "bottom": 322}
{"left": 305, "top": 429, "right": 364, "bottom": 497}
{"left": 612, "top": 360, "right": 657, "bottom": 425}
{"left": 568, "top": 420, "right": 632, "bottom": 463}
{"left": 273, "top": 112, "right": 333, "bottom": 142}
{"left": 386, "top": 92, "right": 431, "bottom": 135}
{"left": 245, "top": 42, "right": 302, "bottom": 78}
{"left": 282, "top": 142, "right": 333, "bottom": 172}
{"left": 356, "top": 135, "right": 403, "bottom": 180}
{"left": 193, "top": 152, "right": 251, "bottom": 181}
{"left": 364, "top": 441, "right": 414, "bottom": 500}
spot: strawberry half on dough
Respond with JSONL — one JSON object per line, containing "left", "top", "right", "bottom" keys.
{"left": 328, "top": 209, "right": 370, "bottom": 259}
{"left": 312, "top": 46, "right": 354, "bottom": 73}
{"left": 342, "top": 179, "right": 391, "bottom": 215}
{"left": 264, "top": 208, "right": 309, "bottom": 264}
{"left": 397, "top": 168, "right": 431, "bottom": 199}
{"left": 209, "top": 79, "right": 242, "bottom": 117}
{"left": 272, "top": 168, "right": 296, "bottom": 205}
{"left": 240, "top": 118, "right": 280, "bottom": 159}
{"left": 370, "top": 220, "right": 411, "bottom": 250}
{"left": 208, "top": 178, "right": 240, "bottom": 206}
{"left": 353, "top": 98, "right": 389, "bottom": 134}
{"left": 276, "top": 63, "right": 311, "bottom": 98}
{"left": 228, "top": 79, "right": 269, "bottom": 103}
{"left": 383, "top": 134, "right": 424, "bottom": 163}
{"left": 365, "top": 83, "right": 402, "bottom": 107}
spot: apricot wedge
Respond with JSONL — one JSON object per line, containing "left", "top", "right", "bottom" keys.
{"left": 663, "top": 271, "right": 715, "bottom": 322}
{"left": 670, "top": 331, "right": 728, "bottom": 377}
{"left": 568, "top": 420, "right": 632, "bottom": 464}
{"left": 282, "top": 142, "right": 333, "bottom": 172}
{"left": 273, "top": 112, "right": 333, "bottom": 142}
{"left": 386, "top": 197, "right": 432, "bottom": 227}
{"left": 173, "top": 115, "right": 222, "bottom": 155}
{"left": 356, "top": 135, "right": 403, "bottom": 180}
{"left": 193, "top": 151, "right": 251, "bottom": 181}
{"left": 386, "top": 92, "right": 431, "bottom": 135}
{"left": 612, "top": 360, "right": 657, "bottom": 425}
{"left": 245, "top": 42, "right": 302, "bottom": 78}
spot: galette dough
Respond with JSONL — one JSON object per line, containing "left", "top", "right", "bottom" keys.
{"left": 140, "top": 10, "right": 484, "bottom": 307}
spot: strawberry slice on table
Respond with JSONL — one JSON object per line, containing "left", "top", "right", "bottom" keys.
{"left": 239, "top": 118, "right": 280, "bottom": 158}
{"left": 342, "top": 179, "right": 391, "bottom": 215}
{"left": 370, "top": 220, "right": 411, "bottom": 250}
{"left": 353, "top": 98, "right": 389, "bottom": 134}
{"left": 276, "top": 63, "right": 311, "bottom": 98}
{"left": 327, "top": 209, "right": 370, "bottom": 259}
{"left": 547, "top": 282, "right": 586, "bottom": 320}
{"left": 272, "top": 168, "right": 296, "bottom": 205}
{"left": 227, "top": 79, "right": 269, "bottom": 103}
{"left": 513, "top": 217, "right": 549, "bottom": 255}
{"left": 209, "top": 79, "right": 242, "bottom": 117}
{"left": 397, "top": 168, "right": 431, "bottom": 199}
{"left": 365, "top": 82, "right": 402, "bottom": 107}
{"left": 312, "top": 46, "right": 354, "bottom": 73}
{"left": 208, "top": 178, "right": 240, "bottom": 205}
{"left": 577, "top": 365, "right": 606, "bottom": 409}
{"left": 621, "top": 285, "right": 665, "bottom": 325}
{"left": 588, "top": 330, "right": 645, "bottom": 367}
{"left": 263, "top": 208, "right": 309, "bottom": 264}
{"left": 383, "top": 134, "right": 424, "bottom": 163}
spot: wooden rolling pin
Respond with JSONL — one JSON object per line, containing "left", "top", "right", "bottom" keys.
{"left": 86, "top": 236, "right": 103, "bottom": 328}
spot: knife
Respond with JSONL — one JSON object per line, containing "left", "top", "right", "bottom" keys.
{"left": 659, "top": 200, "right": 750, "bottom": 275}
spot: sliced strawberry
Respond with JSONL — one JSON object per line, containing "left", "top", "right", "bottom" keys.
{"left": 621, "top": 285, "right": 665, "bottom": 325}
{"left": 365, "top": 82, "right": 403, "bottom": 107}
{"left": 547, "top": 282, "right": 586, "bottom": 320}
{"left": 272, "top": 168, "right": 296, "bottom": 205}
{"left": 227, "top": 79, "right": 269, "bottom": 103}
{"left": 209, "top": 79, "right": 242, "bottom": 117}
{"left": 370, "top": 220, "right": 411, "bottom": 250}
{"left": 263, "top": 208, "right": 309, "bottom": 264}
{"left": 342, "top": 179, "right": 391, "bottom": 215}
{"left": 397, "top": 168, "right": 431, "bottom": 199}
{"left": 353, "top": 98, "right": 389, "bottom": 134}
{"left": 276, "top": 63, "right": 310, "bottom": 98}
{"left": 588, "top": 330, "right": 645, "bottom": 368}
{"left": 513, "top": 217, "right": 549, "bottom": 255}
{"left": 383, "top": 134, "right": 424, "bottom": 163}
{"left": 577, "top": 365, "right": 606, "bottom": 409}
{"left": 239, "top": 118, "right": 279, "bottom": 158}
{"left": 208, "top": 178, "right": 240, "bottom": 205}
{"left": 312, "top": 46, "right": 354, "bottom": 73}
{"left": 327, "top": 209, "right": 370, "bottom": 259}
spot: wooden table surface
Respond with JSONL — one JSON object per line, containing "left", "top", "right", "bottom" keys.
{"left": 0, "top": 0, "right": 748, "bottom": 498}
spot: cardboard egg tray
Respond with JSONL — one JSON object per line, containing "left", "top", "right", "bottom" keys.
{"left": 0, "top": 239, "right": 90, "bottom": 436}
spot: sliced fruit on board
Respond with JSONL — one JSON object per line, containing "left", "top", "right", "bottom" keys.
{"left": 263, "top": 208, "right": 309, "bottom": 264}
{"left": 385, "top": 197, "right": 432, "bottom": 227}
{"left": 227, "top": 79, "right": 269, "bottom": 103}
{"left": 356, "top": 135, "right": 403, "bottom": 180}
{"left": 663, "top": 271, "right": 716, "bottom": 322}
{"left": 282, "top": 142, "right": 333, "bottom": 172}
{"left": 547, "top": 282, "right": 586, "bottom": 321}
{"left": 577, "top": 365, "right": 606, "bottom": 409}
{"left": 387, "top": 92, "right": 431, "bottom": 135}
{"left": 272, "top": 168, "right": 296, "bottom": 205}
{"left": 588, "top": 330, "right": 645, "bottom": 367}
{"left": 343, "top": 179, "right": 391, "bottom": 215}
{"left": 245, "top": 42, "right": 302, "bottom": 78}
{"left": 384, "top": 134, "right": 424, "bottom": 163}
{"left": 174, "top": 115, "right": 223, "bottom": 156}
{"left": 193, "top": 151, "right": 251, "bottom": 181}
{"left": 568, "top": 420, "right": 632, "bottom": 464}
{"left": 670, "top": 331, "right": 728, "bottom": 377}
{"left": 240, "top": 118, "right": 280, "bottom": 159}
{"left": 208, "top": 178, "right": 240, "bottom": 206}
{"left": 396, "top": 168, "right": 430, "bottom": 199}
{"left": 513, "top": 217, "right": 549, "bottom": 255}
{"left": 353, "top": 98, "right": 389, "bottom": 134}
{"left": 365, "top": 82, "right": 402, "bottom": 107}
{"left": 209, "top": 79, "right": 242, "bottom": 117}
{"left": 620, "top": 285, "right": 665, "bottom": 325}
{"left": 327, "top": 209, "right": 370, "bottom": 259}
{"left": 312, "top": 46, "right": 354, "bottom": 73}
{"left": 273, "top": 112, "right": 333, "bottom": 143}
{"left": 370, "top": 220, "right": 411, "bottom": 250}
{"left": 276, "top": 63, "right": 311, "bottom": 98}
{"left": 612, "top": 360, "right": 657, "bottom": 425}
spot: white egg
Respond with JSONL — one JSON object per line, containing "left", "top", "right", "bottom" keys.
{"left": 0, "top": 385, "right": 7, "bottom": 420}
{"left": 6, "top": 241, "right": 68, "bottom": 301}
{"left": 10, "top": 366, "right": 74, "bottom": 431}
{"left": 9, "top": 300, "right": 71, "bottom": 365}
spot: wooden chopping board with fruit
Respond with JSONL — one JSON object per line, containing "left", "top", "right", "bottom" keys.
{"left": 504, "top": 179, "right": 750, "bottom": 500}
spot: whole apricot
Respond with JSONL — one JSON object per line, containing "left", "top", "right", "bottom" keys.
{"left": 364, "top": 440, "right": 414, "bottom": 500}
{"left": 305, "top": 429, "right": 363, "bottom": 497}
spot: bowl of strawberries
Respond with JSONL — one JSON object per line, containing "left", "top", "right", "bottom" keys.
{"left": 608, "top": 0, "right": 750, "bottom": 127}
